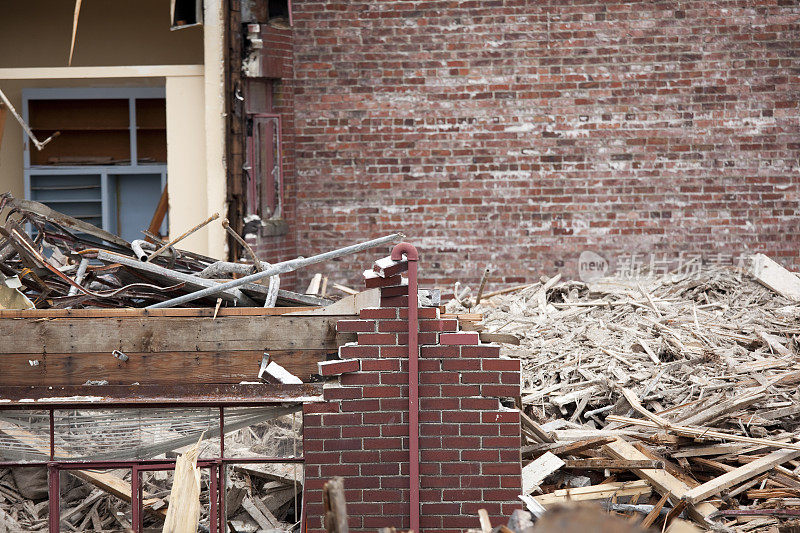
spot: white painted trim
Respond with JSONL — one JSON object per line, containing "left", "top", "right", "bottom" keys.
{"left": 0, "top": 65, "right": 203, "bottom": 80}
{"left": 203, "top": 0, "right": 228, "bottom": 260}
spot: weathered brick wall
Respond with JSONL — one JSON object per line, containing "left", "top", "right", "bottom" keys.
{"left": 303, "top": 267, "right": 522, "bottom": 532}
{"left": 287, "top": 0, "right": 800, "bottom": 289}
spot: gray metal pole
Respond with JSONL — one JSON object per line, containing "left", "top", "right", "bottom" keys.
{"left": 146, "top": 233, "right": 404, "bottom": 309}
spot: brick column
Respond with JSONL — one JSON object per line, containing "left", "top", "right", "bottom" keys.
{"left": 303, "top": 256, "right": 522, "bottom": 532}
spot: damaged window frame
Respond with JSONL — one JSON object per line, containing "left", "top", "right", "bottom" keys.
{"left": 170, "top": 0, "right": 204, "bottom": 30}
{"left": 245, "top": 111, "right": 285, "bottom": 236}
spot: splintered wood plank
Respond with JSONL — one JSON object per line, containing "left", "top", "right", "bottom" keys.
{"left": 562, "top": 459, "right": 664, "bottom": 470}
{"left": 518, "top": 409, "right": 555, "bottom": 443}
{"left": 534, "top": 480, "right": 651, "bottom": 506}
{"left": 0, "top": 315, "right": 354, "bottom": 353}
{"left": 750, "top": 253, "right": 800, "bottom": 301}
{"left": 522, "top": 452, "right": 564, "bottom": 494}
{"left": 603, "top": 438, "right": 717, "bottom": 523}
{"left": 0, "top": 349, "right": 330, "bottom": 386}
{"left": 682, "top": 448, "right": 800, "bottom": 504}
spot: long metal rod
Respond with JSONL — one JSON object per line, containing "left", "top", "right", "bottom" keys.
{"left": 148, "top": 233, "right": 403, "bottom": 309}
{"left": 97, "top": 250, "right": 256, "bottom": 306}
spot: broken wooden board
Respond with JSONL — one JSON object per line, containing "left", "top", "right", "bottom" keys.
{"left": 750, "top": 253, "right": 800, "bottom": 301}
{"left": 682, "top": 448, "right": 800, "bottom": 504}
{"left": 518, "top": 409, "right": 555, "bottom": 444}
{"left": 286, "top": 289, "right": 379, "bottom": 316}
{"left": 603, "top": 438, "right": 717, "bottom": 523}
{"left": 562, "top": 459, "right": 664, "bottom": 470}
{"left": 534, "top": 480, "right": 651, "bottom": 506}
{"left": 522, "top": 452, "right": 564, "bottom": 494}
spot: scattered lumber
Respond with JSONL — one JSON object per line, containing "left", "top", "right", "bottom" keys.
{"left": 448, "top": 254, "right": 800, "bottom": 531}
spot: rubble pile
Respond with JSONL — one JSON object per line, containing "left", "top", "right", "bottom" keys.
{"left": 0, "top": 192, "right": 370, "bottom": 310}
{"left": 448, "top": 261, "right": 800, "bottom": 532}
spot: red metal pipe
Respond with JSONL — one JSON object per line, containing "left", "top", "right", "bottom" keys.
{"left": 48, "top": 464, "right": 59, "bottom": 533}
{"left": 210, "top": 463, "right": 219, "bottom": 533}
{"left": 131, "top": 466, "right": 141, "bottom": 533}
{"left": 391, "top": 242, "right": 419, "bottom": 533}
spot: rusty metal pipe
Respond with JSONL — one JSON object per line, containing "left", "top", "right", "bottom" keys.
{"left": 391, "top": 242, "right": 420, "bottom": 533}
{"left": 148, "top": 233, "right": 403, "bottom": 309}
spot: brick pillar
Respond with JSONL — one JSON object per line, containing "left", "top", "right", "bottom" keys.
{"left": 303, "top": 257, "right": 522, "bottom": 533}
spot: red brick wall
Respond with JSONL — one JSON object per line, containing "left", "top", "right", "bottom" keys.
{"left": 287, "top": 0, "right": 800, "bottom": 289}
{"left": 303, "top": 273, "right": 522, "bottom": 532}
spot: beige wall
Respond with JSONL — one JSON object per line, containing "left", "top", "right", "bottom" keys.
{"left": 166, "top": 75, "right": 210, "bottom": 255}
{"left": 0, "top": 0, "right": 202, "bottom": 68}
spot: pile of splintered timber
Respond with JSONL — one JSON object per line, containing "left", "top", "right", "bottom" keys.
{"left": 447, "top": 255, "right": 800, "bottom": 532}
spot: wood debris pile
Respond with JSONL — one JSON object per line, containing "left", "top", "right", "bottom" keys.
{"left": 448, "top": 257, "right": 800, "bottom": 532}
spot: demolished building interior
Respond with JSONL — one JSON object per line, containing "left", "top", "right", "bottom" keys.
{"left": 1, "top": 1, "right": 800, "bottom": 533}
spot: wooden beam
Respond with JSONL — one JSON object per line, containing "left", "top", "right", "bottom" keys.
{"left": 519, "top": 409, "right": 555, "bottom": 443}
{"left": 0, "top": 315, "right": 353, "bottom": 353}
{"left": 603, "top": 438, "right": 717, "bottom": 523}
{"left": 682, "top": 449, "right": 800, "bottom": 504}
{"left": 0, "top": 349, "right": 331, "bottom": 386}
{"left": 606, "top": 415, "right": 800, "bottom": 452}
{"left": 563, "top": 459, "right": 664, "bottom": 470}
{"left": 0, "top": 307, "right": 318, "bottom": 318}
{"left": 534, "top": 480, "right": 651, "bottom": 506}
{"left": 146, "top": 186, "right": 170, "bottom": 240}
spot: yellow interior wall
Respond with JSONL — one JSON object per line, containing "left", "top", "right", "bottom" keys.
{"left": 0, "top": 0, "right": 202, "bottom": 68}
{"left": 166, "top": 75, "right": 210, "bottom": 256}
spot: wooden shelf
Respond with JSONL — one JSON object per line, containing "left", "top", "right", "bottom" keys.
{"left": 29, "top": 129, "right": 130, "bottom": 166}
{"left": 135, "top": 98, "right": 166, "bottom": 130}
{"left": 29, "top": 99, "right": 129, "bottom": 131}
{"left": 137, "top": 129, "right": 167, "bottom": 163}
